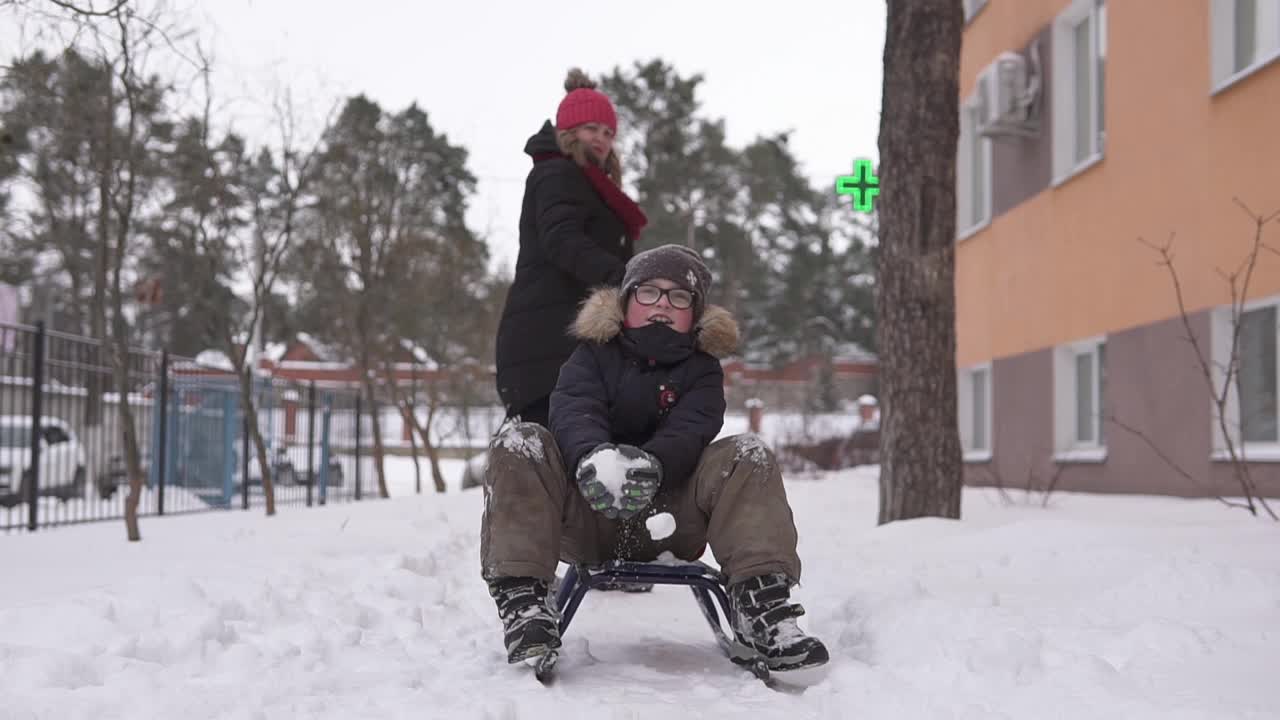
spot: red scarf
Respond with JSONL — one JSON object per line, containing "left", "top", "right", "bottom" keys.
{"left": 533, "top": 152, "right": 647, "bottom": 242}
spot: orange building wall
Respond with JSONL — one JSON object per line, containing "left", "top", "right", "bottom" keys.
{"left": 957, "top": 0, "right": 1280, "bottom": 367}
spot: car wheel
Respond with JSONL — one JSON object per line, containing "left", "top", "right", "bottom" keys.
{"left": 61, "top": 466, "right": 86, "bottom": 501}
{"left": 97, "top": 474, "right": 117, "bottom": 500}
{"left": 6, "top": 470, "right": 33, "bottom": 506}
{"left": 0, "top": 474, "right": 22, "bottom": 509}
{"left": 275, "top": 465, "right": 295, "bottom": 486}
{"left": 329, "top": 463, "right": 344, "bottom": 487}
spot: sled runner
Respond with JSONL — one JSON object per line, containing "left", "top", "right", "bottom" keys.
{"left": 535, "top": 559, "right": 808, "bottom": 689}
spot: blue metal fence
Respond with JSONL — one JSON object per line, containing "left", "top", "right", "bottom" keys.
{"left": 1, "top": 321, "right": 371, "bottom": 532}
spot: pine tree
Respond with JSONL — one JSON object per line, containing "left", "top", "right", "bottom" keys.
{"left": 139, "top": 116, "right": 248, "bottom": 356}
{"left": 601, "top": 61, "right": 877, "bottom": 369}
{"left": 0, "top": 50, "right": 114, "bottom": 336}
{"left": 295, "top": 96, "right": 482, "bottom": 498}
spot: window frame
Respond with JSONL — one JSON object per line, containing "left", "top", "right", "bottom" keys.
{"left": 1053, "top": 335, "right": 1108, "bottom": 462}
{"left": 1212, "top": 294, "right": 1280, "bottom": 462}
{"left": 1210, "top": 0, "right": 1280, "bottom": 94}
{"left": 1050, "top": 0, "right": 1107, "bottom": 187}
{"left": 964, "top": 0, "right": 989, "bottom": 24}
{"left": 959, "top": 362, "right": 994, "bottom": 462}
{"left": 957, "top": 65, "right": 995, "bottom": 241}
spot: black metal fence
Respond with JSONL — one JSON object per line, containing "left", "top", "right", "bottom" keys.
{"left": 0, "top": 321, "right": 375, "bottom": 532}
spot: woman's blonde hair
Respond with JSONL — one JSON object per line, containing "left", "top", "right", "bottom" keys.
{"left": 556, "top": 128, "right": 623, "bottom": 186}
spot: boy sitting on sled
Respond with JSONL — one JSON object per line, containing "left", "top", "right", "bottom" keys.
{"left": 480, "top": 244, "right": 829, "bottom": 674}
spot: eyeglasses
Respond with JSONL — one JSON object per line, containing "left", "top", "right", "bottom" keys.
{"left": 632, "top": 284, "right": 695, "bottom": 310}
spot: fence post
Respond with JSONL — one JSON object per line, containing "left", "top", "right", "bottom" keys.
{"left": 27, "top": 321, "right": 45, "bottom": 532}
{"left": 354, "top": 393, "right": 362, "bottom": 501}
{"left": 318, "top": 392, "right": 332, "bottom": 506}
{"left": 156, "top": 350, "right": 169, "bottom": 516}
{"left": 241, "top": 413, "right": 250, "bottom": 511}
{"left": 306, "top": 381, "right": 316, "bottom": 507}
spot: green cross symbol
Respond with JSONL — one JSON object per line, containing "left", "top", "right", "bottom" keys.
{"left": 836, "top": 159, "right": 879, "bottom": 213}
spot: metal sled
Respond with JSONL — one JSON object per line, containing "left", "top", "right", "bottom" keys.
{"left": 534, "top": 559, "right": 771, "bottom": 683}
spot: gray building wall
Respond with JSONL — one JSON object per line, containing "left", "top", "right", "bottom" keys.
{"left": 965, "top": 311, "right": 1280, "bottom": 498}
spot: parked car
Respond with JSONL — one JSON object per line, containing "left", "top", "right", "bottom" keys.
{"left": 0, "top": 415, "right": 88, "bottom": 504}
{"left": 235, "top": 443, "right": 344, "bottom": 489}
{"left": 94, "top": 453, "right": 152, "bottom": 500}
{"left": 95, "top": 453, "right": 127, "bottom": 500}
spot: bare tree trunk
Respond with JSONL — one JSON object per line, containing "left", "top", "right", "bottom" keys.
{"left": 411, "top": 392, "right": 447, "bottom": 494}
{"left": 108, "top": 5, "right": 154, "bottom": 541}
{"left": 228, "top": 340, "right": 276, "bottom": 515}
{"left": 112, "top": 169, "right": 144, "bottom": 540}
{"left": 380, "top": 358, "right": 421, "bottom": 494}
{"left": 114, "top": 340, "right": 144, "bottom": 541}
{"left": 98, "top": 16, "right": 140, "bottom": 540}
{"left": 875, "top": 0, "right": 964, "bottom": 524}
{"left": 86, "top": 80, "right": 113, "bottom": 429}
{"left": 361, "top": 374, "right": 390, "bottom": 498}
{"left": 381, "top": 358, "right": 449, "bottom": 495}
{"left": 93, "top": 140, "right": 109, "bottom": 349}
{"left": 404, "top": 363, "right": 447, "bottom": 494}
{"left": 399, "top": 398, "right": 422, "bottom": 494}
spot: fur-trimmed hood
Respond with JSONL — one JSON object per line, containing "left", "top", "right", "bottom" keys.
{"left": 570, "top": 287, "right": 739, "bottom": 359}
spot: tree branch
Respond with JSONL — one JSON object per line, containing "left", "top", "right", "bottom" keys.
{"left": 1136, "top": 202, "right": 1280, "bottom": 521}
{"left": 45, "top": 0, "right": 128, "bottom": 17}
{"left": 1106, "top": 413, "right": 1243, "bottom": 511}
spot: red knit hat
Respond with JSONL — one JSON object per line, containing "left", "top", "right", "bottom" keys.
{"left": 555, "top": 68, "right": 617, "bottom": 133}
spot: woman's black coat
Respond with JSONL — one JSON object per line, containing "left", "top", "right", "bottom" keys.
{"left": 494, "top": 120, "right": 632, "bottom": 418}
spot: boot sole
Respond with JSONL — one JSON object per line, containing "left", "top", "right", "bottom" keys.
{"left": 766, "top": 660, "right": 830, "bottom": 688}
{"left": 509, "top": 641, "right": 560, "bottom": 664}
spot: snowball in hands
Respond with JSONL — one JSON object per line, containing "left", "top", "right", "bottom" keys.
{"left": 581, "top": 448, "right": 651, "bottom": 507}
{"left": 577, "top": 444, "right": 662, "bottom": 520}
{"left": 646, "top": 512, "right": 677, "bottom": 540}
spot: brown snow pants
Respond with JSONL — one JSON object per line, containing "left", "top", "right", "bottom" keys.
{"left": 479, "top": 422, "right": 802, "bottom": 587}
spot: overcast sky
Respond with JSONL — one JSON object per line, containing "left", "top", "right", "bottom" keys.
{"left": 6, "top": 0, "right": 887, "bottom": 273}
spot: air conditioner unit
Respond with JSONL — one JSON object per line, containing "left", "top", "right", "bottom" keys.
{"left": 978, "top": 40, "right": 1043, "bottom": 139}
{"left": 993, "top": 52, "right": 1027, "bottom": 121}
{"left": 973, "top": 71, "right": 998, "bottom": 134}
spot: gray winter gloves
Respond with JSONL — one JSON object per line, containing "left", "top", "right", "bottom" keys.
{"left": 615, "top": 444, "right": 662, "bottom": 517}
{"left": 575, "top": 442, "right": 663, "bottom": 520}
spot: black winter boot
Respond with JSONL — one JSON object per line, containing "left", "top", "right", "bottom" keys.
{"left": 487, "top": 576, "right": 561, "bottom": 663}
{"left": 728, "top": 573, "right": 830, "bottom": 672}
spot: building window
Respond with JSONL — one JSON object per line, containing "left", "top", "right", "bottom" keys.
{"left": 1051, "top": 0, "right": 1106, "bottom": 185}
{"left": 959, "top": 363, "right": 993, "bottom": 460}
{"left": 964, "top": 0, "right": 989, "bottom": 23}
{"left": 1215, "top": 299, "right": 1280, "bottom": 458}
{"left": 1211, "top": 0, "right": 1280, "bottom": 91}
{"left": 1239, "top": 305, "right": 1278, "bottom": 443}
{"left": 1054, "top": 337, "right": 1107, "bottom": 461}
{"left": 1073, "top": 344, "right": 1105, "bottom": 445}
{"left": 1236, "top": 0, "right": 1258, "bottom": 72}
{"left": 956, "top": 68, "right": 994, "bottom": 238}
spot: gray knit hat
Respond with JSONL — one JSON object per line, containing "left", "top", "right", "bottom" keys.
{"left": 621, "top": 244, "right": 713, "bottom": 319}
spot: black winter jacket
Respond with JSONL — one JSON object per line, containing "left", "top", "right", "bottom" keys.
{"left": 549, "top": 288, "right": 740, "bottom": 489}
{"left": 494, "top": 121, "right": 633, "bottom": 417}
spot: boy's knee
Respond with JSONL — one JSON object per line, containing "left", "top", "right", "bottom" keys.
{"left": 693, "top": 435, "right": 780, "bottom": 502}
{"left": 491, "top": 422, "right": 553, "bottom": 464}
{"left": 734, "top": 433, "right": 777, "bottom": 469}
{"left": 706, "top": 433, "right": 777, "bottom": 471}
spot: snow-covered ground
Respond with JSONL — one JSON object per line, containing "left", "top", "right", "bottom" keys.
{"left": 2, "top": 468, "right": 1278, "bottom": 719}
{"left": 376, "top": 454, "right": 471, "bottom": 496}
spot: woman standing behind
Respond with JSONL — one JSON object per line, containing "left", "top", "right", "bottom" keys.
{"left": 494, "top": 68, "right": 647, "bottom": 427}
